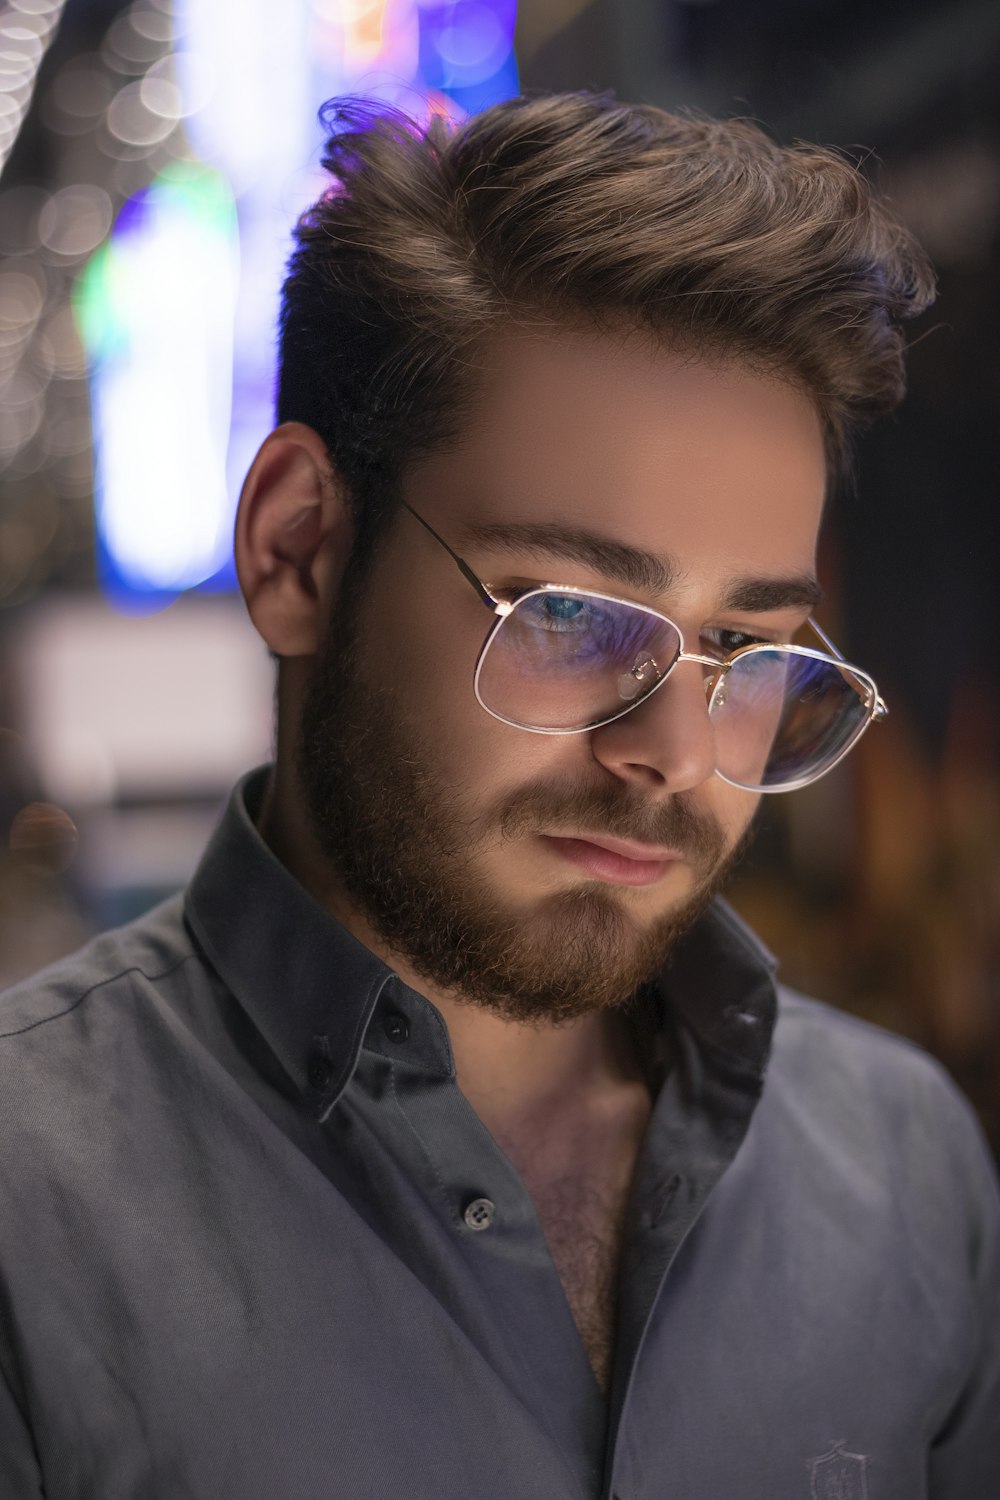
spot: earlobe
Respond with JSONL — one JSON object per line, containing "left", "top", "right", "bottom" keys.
{"left": 235, "top": 423, "right": 353, "bottom": 657}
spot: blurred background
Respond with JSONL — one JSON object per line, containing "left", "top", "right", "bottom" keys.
{"left": 0, "top": 0, "right": 997, "bottom": 1154}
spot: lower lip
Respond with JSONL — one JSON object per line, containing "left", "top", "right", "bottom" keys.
{"left": 541, "top": 836, "right": 679, "bottom": 887}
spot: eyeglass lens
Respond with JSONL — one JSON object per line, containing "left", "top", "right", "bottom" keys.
{"left": 478, "top": 592, "right": 681, "bottom": 731}
{"left": 708, "top": 649, "right": 873, "bottom": 789}
{"left": 476, "top": 591, "right": 874, "bottom": 791}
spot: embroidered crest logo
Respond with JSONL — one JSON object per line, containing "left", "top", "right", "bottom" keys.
{"left": 808, "top": 1439, "right": 870, "bottom": 1500}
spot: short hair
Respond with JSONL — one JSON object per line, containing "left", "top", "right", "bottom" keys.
{"left": 277, "top": 91, "right": 934, "bottom": 552}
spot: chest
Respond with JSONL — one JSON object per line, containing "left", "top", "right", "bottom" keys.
{"left": 494, "top": 1094, "right": 651, "bottom": 1393}
{"left": 527, "top": 1168, "right": 634, "bottom": 1393}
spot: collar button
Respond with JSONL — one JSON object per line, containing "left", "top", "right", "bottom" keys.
{"left": 382, "top": 1011, "right": 410, "bottom": 1043}
{"left": 307, "top": 1055, "right": 333, "bottom": 1091}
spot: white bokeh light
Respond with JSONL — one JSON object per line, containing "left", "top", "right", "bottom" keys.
{"left": 81, "top": 170, "right": 239, "bottom": 593}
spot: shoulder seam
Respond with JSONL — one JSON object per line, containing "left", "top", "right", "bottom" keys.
{"left": 0, "top": 951, "right": 200, "bottom": 1040}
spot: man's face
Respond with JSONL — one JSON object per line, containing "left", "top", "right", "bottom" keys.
{"left": 297, "top": 330, "right": 826, "bottom": 1022}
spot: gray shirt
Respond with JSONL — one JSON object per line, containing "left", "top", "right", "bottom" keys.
{"left": 1, "top": 768, "right": 997, "bottom": 1499}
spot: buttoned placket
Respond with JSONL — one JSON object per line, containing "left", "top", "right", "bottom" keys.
{"left": 326, "top": 977, "right": 610, "bottom": 1496}
{"left": 310, "top": 976, "right": 768, "bottom": 1500}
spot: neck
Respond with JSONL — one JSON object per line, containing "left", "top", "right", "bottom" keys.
{"left": 258, "top": 755, "right": 651, "bottom": 1125}
{"left": 430, "top": 991, "right": 651, "bottom": 1132}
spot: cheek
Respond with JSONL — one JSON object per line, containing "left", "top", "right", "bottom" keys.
{"left": 703, "top": 780, "right": 760, "bottom": 850}
{"left": 359, "top": 565, "right": 564, "bottom": 793}
{"left": 359, "top": 545, "right": 478, "bottom": 709}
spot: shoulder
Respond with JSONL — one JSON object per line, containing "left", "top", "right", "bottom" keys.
{"left": 767, "top": 985, "right": 998, "bottom": 1251}
{"left": 0, "top": 894, "right": 195, "bottom": 1048}
{"left": 0, "top": 896, "right": 208, "bottom": 1180}
{"left": 772, "top": 984, "right": 975, "bottom": 1122}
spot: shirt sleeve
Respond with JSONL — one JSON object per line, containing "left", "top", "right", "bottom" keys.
{"left": 927, "top": 1084, "right": 1000, "bottom": 1498}
{"left": 0, "top": 1354, "right": 44, "bottom": 1497}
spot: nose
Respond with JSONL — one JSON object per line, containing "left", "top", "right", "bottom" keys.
{"left": 589, "top": 659, "right": 718, "bottom": 793}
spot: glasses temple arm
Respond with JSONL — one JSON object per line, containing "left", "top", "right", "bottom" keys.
{"left": 808, "top": 617, "right": 889, "bottom": 721}
{"left": 807, "top": 618, "right": 845, "bottom": 659}
{"left": 401, "top": 501, "right": 501, "bottom": 610}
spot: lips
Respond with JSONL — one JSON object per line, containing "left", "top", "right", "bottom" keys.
{"left": 540, "top": 833, "right": 683, "bottom": 887}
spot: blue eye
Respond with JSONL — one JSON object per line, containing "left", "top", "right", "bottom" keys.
{"left": 541, "top": 594, "right": 587, "bottom": 624}
{"left": 518, "top": 592, "right": 655, "bottom": 659}
{"left": 515, "top": 592, "right": 596, "bottom": 634}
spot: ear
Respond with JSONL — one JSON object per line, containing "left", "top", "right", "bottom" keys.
{"left": 235, "top": 422, "right": 353, "bottom": 657}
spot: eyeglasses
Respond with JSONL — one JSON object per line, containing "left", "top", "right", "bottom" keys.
{"left": 401, "top": 502, "right": 887, "bottom": 793}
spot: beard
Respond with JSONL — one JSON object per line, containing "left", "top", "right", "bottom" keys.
{"left": 296, "top": 576, "right": 755, "bottom": 1025}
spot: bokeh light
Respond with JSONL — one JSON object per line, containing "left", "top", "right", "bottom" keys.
{"left": 0, "top": 0, "right": 68, "bottom": 176}
{"left": 9, "top": 801, "right": 79, "bottom": 877}
{"left": 76, "top": 0, "right": 519, "bottom": 608}
{"left": 0, "top": 0, "right": 518, "bottom": 607}
{"left": 43, "top": 58, "right": 113, "bottom": 136}
{"left": 106, "top": 78, "right": 177, "bottom": 145}
{"left": 75, "top": 160, "right": 239, "bottom": 600}
{"left": 37, "top": 183, "right": 113, "bottom": 258}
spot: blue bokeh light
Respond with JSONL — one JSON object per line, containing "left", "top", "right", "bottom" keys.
{"left": 88, "top": 0, "right": 519, "bottom": 607}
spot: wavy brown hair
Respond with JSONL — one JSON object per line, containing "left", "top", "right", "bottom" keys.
{"left": 277, "top": 92, "right": 934, "bottom": 552}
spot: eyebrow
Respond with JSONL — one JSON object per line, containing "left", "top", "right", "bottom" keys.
{"left": 456, "top": 519, "right": 823, "bottom": 614}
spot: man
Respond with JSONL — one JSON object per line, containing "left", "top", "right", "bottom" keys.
{"left": 1, "top": 93, "right": 997, "bottom": 1499}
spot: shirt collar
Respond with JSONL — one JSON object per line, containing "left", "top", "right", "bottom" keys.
{"left": 184, "top": 767, "right": 396, "bottom": 1120}
{"left": 660, "top": 897, "right": 778, "bottom": 1080}
{"left": 184, "top": 768, "right": 779, "bottom": 1118}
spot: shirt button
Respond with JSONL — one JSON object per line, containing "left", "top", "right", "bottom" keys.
{"left": 463, "top": 1197, "right": 495, "bottom": 1231}
{"left": 307, "top": 1055, "right": 333, "bottom": 1091}
{"left": 382, "top": 1011, "right": 410, "bottom": 1043}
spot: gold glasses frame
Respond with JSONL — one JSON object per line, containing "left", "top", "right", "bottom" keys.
{"left": 401, "top": 501, "right": 888, "bottom": 793}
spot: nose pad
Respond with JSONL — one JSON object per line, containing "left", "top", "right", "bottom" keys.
{"left": 617, "top": 655, "right": 660, "bottom": 702}
{"left": 594, "top": 659, "right": 719, "bottom": 792}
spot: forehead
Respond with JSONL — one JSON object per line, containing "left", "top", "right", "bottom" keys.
{"left": 406, "top": 328, "right": 827, "bottom": 596}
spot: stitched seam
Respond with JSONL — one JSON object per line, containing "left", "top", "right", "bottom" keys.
{"left": 0, "top": 952, "right": 201, "bottom": 1040}
{"left": 384, "top": 1061, "right": 463, "bottom": 1228}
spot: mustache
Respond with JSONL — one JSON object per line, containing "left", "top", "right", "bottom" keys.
{"left": 494, "top": 780, "right": 728, "bottom": 865}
